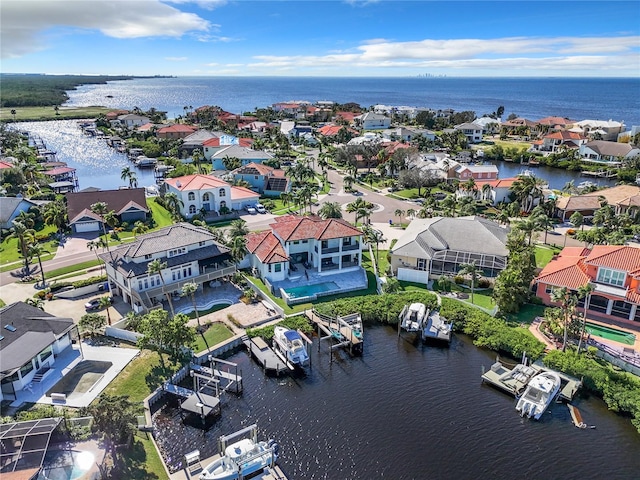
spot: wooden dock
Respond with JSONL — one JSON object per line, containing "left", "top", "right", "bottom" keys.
{"left": 306, "top": 310, "right": 363, "bottom": 356}
{"left": 482, "top": 359, "right": 583, "bottom": 401}
{"left": 243, "top": 335, "right": 292, "bottom": 375}
{"left": 190, "top": 362, "right": 243, "bottom": 394}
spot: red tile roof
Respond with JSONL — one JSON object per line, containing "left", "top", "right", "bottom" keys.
{"left": 537, "top": 116, "right": 575, "bottom": 126}
{"left": 0, "top": 161, "right": 13, "bottom": 169}
{"left": 475, "top": 177, "right": 519, "bottom": 189}
{"left": 271, "top": 215, "right": 361, "bottom": 242}
{"left": 165, "top": 174, "right": 228, "bottom": 191}
{"left": 585, "top": 245, "right": 640, "bottom": 273}
{"left": 230, "top": 186, "right": 259, "bottom": 200}
{"left": 43, "top": 167, "right": 75, "bottom": 176}
{"left": 246, "top": 231, "right": 289, "bottom": 264}
{"left": 544, "top": 131, "right": 586, "bottom": 141}
{"left": 157, "top": 124, "right": 197, "bottom": 134}
{"left": 536, "top": 253, "right": 591, "bottom": 290}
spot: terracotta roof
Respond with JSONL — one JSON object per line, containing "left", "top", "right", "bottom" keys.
{"left": 544, "top": 131, "right": 586, "bottom": 141}
{"left": 536, "top": 253, "right": 591, "bottom": 290}
{"left": 555, "top": 195, "right": 602, "bottom": 211}
{"left": 230, "top": 186, "right": 260, "bottom": 200}
{"left": 335, "top": 111, "right": 359, "bottom": 122}
{"left": 585, "top": 245, "right": 640, "bottom": 273}
{"left": 164, "top": 174, "right": 228, "bottom": 191}
{"left": 475, "top": 177, "right": 519, "bottom": 189}
{"left": 43, "top": 166, "right": 75, "bottom": 176}
{"left": 271, "top": 215, "right": 361, "bottom": 242}
{"left": 246, "top": 231, "right": 289, "bottom": 264}
{"left": 232, "top": 162, "right": 282, "bottom": 177}
{"left": 157, "top": 124, "right": 197, "bottom": 134}
{"left": 66, "top": 187, "right": 148, "bottom": 222}
{"left": 537, "top": 116, "right": 575, "bottom": 126}
{"left": 0, "top": 160, "right": 13, "bottom": 169}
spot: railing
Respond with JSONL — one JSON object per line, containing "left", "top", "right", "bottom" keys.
{"left": 341, "top": 261, "right": 359, "bottom": 268}
{"left": 342, "top": 243, "right": 360, "bottom": 251}
{"left": 321, "top": 263, "right": 340, "bottom": 271}
{"left": 136, "top": 265, "right": 236, "bottom": 299}
{"left": 321, "top": 246, "right": 340, "bottom": 254}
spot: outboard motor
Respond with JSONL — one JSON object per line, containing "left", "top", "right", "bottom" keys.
{"left": 268, "top": 439, "right": 280, "bottom": 459}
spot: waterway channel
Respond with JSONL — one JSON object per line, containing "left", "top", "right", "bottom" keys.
{"left": 152, "top": 326, "right": 640, "bottom": 480}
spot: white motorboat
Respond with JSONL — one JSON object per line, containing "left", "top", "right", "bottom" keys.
{"left": 200, "top": 427, "right": 278, "bottom": 480}
{"left": 400, "top": 303, "right": 427, "bottom": 332}
{"left": 422, "top": 309, "right": 453, "bottom": 342}
{"left": 515, "top": 371, "right": 561, "bottom": 420}
{"left": 273, "top": 326, "right": 310, "bottom": 367}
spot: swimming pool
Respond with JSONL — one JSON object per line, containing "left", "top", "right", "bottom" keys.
{"left": 38, "top": 450, "right": 95, "bottom": 480}
{"left": 585, "top": 322, "right": 636, "bottom": 346}
{"left": 47, "top": 360, "right": 112, "bottom": 397}
{"left": 283, "top": 281, "right": 340, "bottom": 299}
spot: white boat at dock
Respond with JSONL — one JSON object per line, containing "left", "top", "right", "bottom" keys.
{"left": 199, "top": 424, "right": 278, "bottom": 480}
{"left": 399, "top": 303, "right": 427, "bottom": 332}
{"left": 272, "top": 326, "right": 310, "bottom": 367}
{"left": 422, "top": 309, "right": 453, "bottom": 343}
{"left": 134, "top": 156, "right": 158, "bottom": 168}
{"left": 515, "top": 371, "right": 561, "bottom": 420}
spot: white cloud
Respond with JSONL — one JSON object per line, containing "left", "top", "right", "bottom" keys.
{"left": 163, "top": 0, "right": 226, "bottom": 10}
{"left": 165, "top": 56, "right": 188, "bottom": 61}
{"left": 1, "top": 0, "right": 210, "bottom": 58}
{"left": 248, "top": 36, "right": 640, "bottom": 73}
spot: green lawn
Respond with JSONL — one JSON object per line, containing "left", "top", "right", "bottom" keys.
{"left": 363, "top": 249, "right": 389, "bottom": 277}
{"left": 0, "top": 106, "right": 112, "bottom": 122}
{"left": 46, "top": 259, "right": 102, "bottom": 279}
{"left": 104, "top": 350, "right": 181, "bottom": 403}
{"left": 0, "top": 224, "right": 58, "bottom": 266}
{"left": 504, "top": 303, "right": 547, "bottom": 325}
{"left": 400, "top": 280, "right": 496, "bottom": 311}
{"left": 147, "top": 198, "right": 173, "bottom": 228}
{"left": 113, "top": 431, "right": 168, "bottom": 480}
{"left": 535, "top": 245, "right": 560, "bottom": 268}
{"left": 193, "top": 322, "right": 234, "bottom": 353}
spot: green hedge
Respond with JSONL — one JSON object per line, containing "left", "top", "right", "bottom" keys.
{"left": 247, "top": 316, "right": 314, "bottom": 341}
{"left": 72, "top": 275, "right": 107, "bottom": 289}
{"left": 543, "top": 349, "right": 640, "bottom": 433}
{"left": 313, "top": 291, "right": 438, "bottom": 324}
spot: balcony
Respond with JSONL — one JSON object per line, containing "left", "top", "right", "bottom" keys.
{"left": 321, "top": 246, "right": 340, "bottom": 254}
{"left": 137, "top": 264, "right": 237, "bottom": 299}
{"left": 593, "top": 283, "right": 628, "bottom": 298}
{"left": 342, "top": 242, "right": 360, "bottom": 251}
{"left": 342, "top": 260, "right": 360, "bottom": 268}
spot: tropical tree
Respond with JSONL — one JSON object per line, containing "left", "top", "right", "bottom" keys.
{"left": 346, "top": 198, "right": 375, "bottom": 225}
{"left": 79, "top": 313, "right": 106, "bottom": 338}
{"left": 90, "top": 202, "right": 114, "bottom": 256}
{"left": 569, "top": 211, "right": 584, "bottom": 231}
{"left": 440, "top": 195, "right": 457, "bottom": 217}
{"left": 510, "top": 174, "right": 545, "bottom": 213}
{"left": 343, "top": 175, "right": 355, "bottom": 192}
{"left": 191, "top": 148, "right": 204, "bottom": 174}
{"left": 43, "top": 200, "right": 68, "bottom": 238}
{"left": 87, "top": 238, "right": 108, "bottom": 275}
{"left": 318, "top": 201, "right": 343, "bottom": 219}
{"left": 25, "top": 297, "right": 45, "bottom": 311}
{"left": 162, "top": 192, "right": 184, "bottom": 222}
{"left": 181, "top": 282, "right": 201, "bottom": 327}
{"left": 458, "top": 261, "right": 481, "bottom": 305}
{"left": 382, "top": 277, "right": 401, "bottom": 293}
{"left": 27, "top": 243, "right": 49, "bottom": 288}
{"left": 90, "top": 394, "right": 137, "bottom": 462}
{"left": 576, "top": 283, "right": 594, "bottom": 354}
{"left": 481, "top": 183, "right": 492, "bottom": 202}
{"left": 98, "top": 296, "right": 113, "bottom": 325}
{"left": 137, "top": 310, "right": 196, "bottom": 364}
{"left": 8, "top": 220, "right": 35, "bottom": 275}
{"left": 147, "top": 259, "right": 175, "bottom": 317}
{"left": 550, "top": 286, "right": 578, "bottom": 352}
{"left": 120, "top": 166, "right": 137, "bottom": 188}
{"left": 515, "top": 214, "right": 544, "bottom": 246}
{"left": 362, "top": 225, "right": 386, "bottom": 272}
{"left": 228, "top": 219, "right": 249, "bottom": 240}
{"left": 132, "top": 221, "right": 149, "bottom": 237}
{"left": 492, "top": 230, "right": 537, "bottom": 313}
{"left": 229, "top": 235, "right": 248, "bottom": 263}
{"left": 394, "top": 209, "right": 405, "bottom": 225}
{"left": 407, "top": 208, "right": 416, "bottom": 219}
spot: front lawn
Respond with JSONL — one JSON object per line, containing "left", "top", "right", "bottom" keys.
{"left": 504, "top": 303, "right": 547, "bottom": 325}
{"left": 535, "top": 245, "right": 560, "bottom": 268}
{"left": 147, "top": 198, "right": 173, "bottom": 228}
{"left": 0, "top": 224, "right": 58, "bottom": 266}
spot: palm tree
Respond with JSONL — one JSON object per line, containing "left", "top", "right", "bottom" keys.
{"left": 192, "top": 148, "right": 204, "bottom": 174}
{"left": 181, "top": 281, "right": 201, "bottom": 326}
{"left": 228, "top": 219, "right": 249, "bottom": 240}
{"left": 550, "top": 286, "right": 578, "bottom": 352}
{"left": 8, "top": 220, "right": 35, "bottom": 276}
{"left": 147, "top": 259, "right": 174, "bottom": 317}
{"left": 343, "top": 175, "right": 355, "bottom": 192}
{"left": 510, "top": 174, "right": 544, "bottom": 213}
{"left": 362, "top": 226, "right": 386, "bottom": 272}
{"left": 394, "top": 209, "right": 405, "bottom": 225}
{"left": 481, "top": 183, "right": 492, "bottom": 202}
{"left": 121, "top": 166, "right": 134, "bottom": 187}
{"left": 318, "top": 201, "right": 343, "bottom": 219}
{"left": 458, "top": 262, "right": 481, "bottom": 305}
{"left": 576, "top": 283, "right": 594, "bottom": 354}
{"left": 91, "top": 202, "right": 111, "bottom": 249}
{"left": 407, "top": 208, "right": 416, "bottom": 219}
{"left": 346, "top": 198, "right": 374, "bottom": 225}
{"left": 87, "top": 238, "right": 108, "bottom": 275}
{"left": 515, "top": 215, "right": 543, "bottom": 246}
{"left": 440, "top": 195, "right": 457, "bottom": 217}
{"left": 27, "top": 243, "right": 49, "bottom": 288}
{"left": 229, "top": 236, "right": 248, "bottom": 263}
{"left": 98, "top": 296, "right": 113, "bottom": 325}
{"left": 43, "top": 200, "right": 68, "bottom": 239}
{"left": 162, "top": 193, "right": 183, "bottom": 221}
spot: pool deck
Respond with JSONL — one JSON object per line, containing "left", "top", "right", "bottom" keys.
{"left": 7, "top": 342, "right": 139, "bottom": 409}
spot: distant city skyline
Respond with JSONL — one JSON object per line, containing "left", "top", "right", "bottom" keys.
{"left": 2, "top": 1, "right": 639, "bottom": 77}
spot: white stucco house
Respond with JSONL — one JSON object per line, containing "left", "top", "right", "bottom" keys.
{"left": 100, "top": 223, "right": 236, "bottom": 312}
{"left": 355, "top": 112, "right": 392, "bottom": 130}
{"left": 579, "top": 141, "right": 640, "bottom": 165}
{"left": 454, "top": 122, "right": 484, "bottom": 143}
{"left": 163, "top": 174, "right": 260, "bottom": 218}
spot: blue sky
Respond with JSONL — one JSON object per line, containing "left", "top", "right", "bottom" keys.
{"left": 2, "top": 0, "right": 639, "bottom": 77}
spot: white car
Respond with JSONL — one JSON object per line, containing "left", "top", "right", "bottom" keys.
{"left": 247, "top": 207, "right": 257, "bottom": 215}
{"left": 255, "top": 203, "right": 267, "bottom": 214}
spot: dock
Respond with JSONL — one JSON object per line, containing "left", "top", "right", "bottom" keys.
{"left": 482, "top": 358, "right": 583, "bottom": 401}
{"left": 421, "top": 310, "right": 453, "bottom": 343}
{"left": 581, "top": 169, "right": 617, "bottom": 178}
{"left": 170, "top": 454, "right": 288, "bottom": 480}
{"left": 243, "top": 335, "right": 292, "bottom": 375}
{"left": 307, "top": 310, "right": 363, "bottom": 357}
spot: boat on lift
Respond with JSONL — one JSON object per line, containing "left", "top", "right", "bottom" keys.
{"left": 272, "top": 326, "right": 310, "bottom": 367}
{"left": 399, "top": 303, "right": 428, "bottom": 332}
{"left": 515, "top": 371, "right": 561, "bottom": 420}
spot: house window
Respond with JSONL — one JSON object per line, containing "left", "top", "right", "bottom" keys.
{"left": 275, "top": 263, "right": 282, "bottom": 273}
{"left": 545, "top": 285, "right": 554, "bottom": 294}
{"left": 168, "top": 247, "right": 187, "bottom": 258}
{"left": 268, "top": 264, "right": 272, "bottom": 273}
{"left": 144, "top": 254, "right": 152, "bottom": 259}
{"left": 321, "top": 240, "right": 328, "bottom": 249}
{"left": 188, "top": 192, "right": 196, "bottom": 201}
{"left": 343, "top": 237, "right": 352, "bottom": 246}
{"left": 293, "top": 241, "right": 299, "bottom": 245}
{"left": 219, "top": 188, "right": 226, "bottom": 197}
{"left": 189, "top": 205, "right": 197, "bottom": 215}
{"left": 220, "top": 200, "right": 227, "bottom": 210}
{"left": 199, "top": 241, "right": 205, "bottom": 246}
{"left": 302, "top": 240, "right": 308, "bottom": 244}
{"left": 596, "top": 268, "right": 625, "bottom": 287}
{"left": 417, "top": 259, "right": 428, "bottom": 271}
{"left": 39, "top": 346, "right": 53, "bottom": 362}
{"left": 183, "top": 266, "right": 192, "bottom": 278}
{"left": 255, "top": 176, "right": 259, "bottom": 180}
{"left": 20, "top": 361, "right": 34, "bottom": 378}
{"left": 202, "top": 193, "right": 210, "bottom": 202}
{"left": 172, "top": 268, "right": 182, "bottom": 282}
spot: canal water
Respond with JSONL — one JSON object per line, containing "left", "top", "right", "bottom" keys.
{"left": 152, "top": 326, "right": 640, "bottom": 480}
{"left": 493, "top": 161, "right": 617, "bottom": 191}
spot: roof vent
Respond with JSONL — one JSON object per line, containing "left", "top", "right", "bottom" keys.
{"left": 4, "top": 324, "right": 17, "bottom": 332}
{"left": 176, "top": 181, "right": 182, "bottom": 188}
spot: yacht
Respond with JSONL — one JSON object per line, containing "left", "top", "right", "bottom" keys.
{"left": 515, "top": 371, "right": 561, "bottom": 420}
{"left": 400, "top": 303, "right": 428, "bottom": 332}
{"left": 200, "top": 426, "right": 278, "bottom": 480}
{"left": 272, "top": 326, "right": 310, "bottom": 367}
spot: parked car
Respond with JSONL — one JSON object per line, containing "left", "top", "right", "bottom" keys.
{"left": 84, "top": 297, "right": 113, "bottom": 311}
{"left": 246, "top": 206, "right": 257, "bottom": 215}
{"left": 255, "top": 203, "right": 267, "bottom": 214}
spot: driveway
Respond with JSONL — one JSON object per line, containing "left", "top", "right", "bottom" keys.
{"left": 55, "top": 233, "right": 98, "bottom": 259}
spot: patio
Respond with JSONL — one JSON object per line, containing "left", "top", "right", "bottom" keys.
{"left": 167, "top": 282, "right": 243, "bottom": 315}
{"left": 7, "top": 342, "right": 139, "bottom": 409}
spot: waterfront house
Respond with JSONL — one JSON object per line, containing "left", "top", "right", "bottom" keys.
{"left": 555, "top": 185, "right": 640, "bottom": 221}
{"left": 474, "top": 116, "right": 501, "bottom": 134}
{"left": 355, "top": 112, "right": 391, "bottom": 130}
{"left": 454, "top": 163, "right": 499, "bottom": 181}
{"left": 534, "top": 245, "right": 640, "bottom": 326}
{"left": 468, "top": 177, "right": 519, "bottom": 205}
{"left": 244, "top": 215, "right": 363, "bottom": 283}
{"left": 65, "top": 188, "right": 148, "bottom": 233}
{"left": 390, "top": 216, "right": 509, "bottom": 285}
{"left": 534, "top": 130, "right": 588, "bottom": 153}
{"left": 578, "top": 140, "right": 640, "bottom": 165}
{"left": 115, "top": 114, "right": 150, "bottom": 128}
{"left": 231, "top": 162, "right": 290, "bottom": 197}
{"left": 0, "top": 197, "right": 40, "bottom": 231}
{"left": 156, "top": 124, "right": 198, "bottom": 140}
{"left": 202, "top": 134, "right": 251, "bottom": 160}
{"left": 536, "top": 116, "right": 576, "bottom": 132}
{"left": 0, "top": 302, "right": 77, "bottom": 403}
{"left": 99, "top": 223, "right": 235, "bottom": 313}
{"left": 210, "top": 145, "right": 274, "bottom": 171}
{"left": 572, "top": 120, "right": 625, "bottom": 141}
{"left": 43, "top": 167, "right": 78, "bottom": 193}
{"left": 163, "top": 174, "right": 259, "bottom": 217}
{"left": 178, "top": 129, "right": 219, "bottom": 156}
{"left": 501, "top": 117, "right": 540, "bottom": 137}
{"left": 454, "top": 122, "right": 484, "bottom": 143}
{"left": 381, "top": 127, "right": 426, "bottom": 142}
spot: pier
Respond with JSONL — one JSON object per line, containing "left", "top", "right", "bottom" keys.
{"left": 581, "top": 169, "right": 617, "bottom": 178}
{"left": 307, "top": 310, "right": 363, "bottom": 359}
{"left": 243, "top": 335, "right": 292, "bottom": 375}
{"left": 481, "top": 358, "right": 582, "bottom": 401}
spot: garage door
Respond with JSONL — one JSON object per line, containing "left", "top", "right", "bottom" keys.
{"left": 75, "top": 221, "right": 100, "bottom": 233}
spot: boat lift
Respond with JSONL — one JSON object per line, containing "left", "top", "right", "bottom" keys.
{"left": 307, "top": 310, "right": 363, "bottom": 362}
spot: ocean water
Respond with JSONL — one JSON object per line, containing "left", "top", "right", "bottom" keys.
{"left": 64, "top": 77, "right": 640, "bottom": 127}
